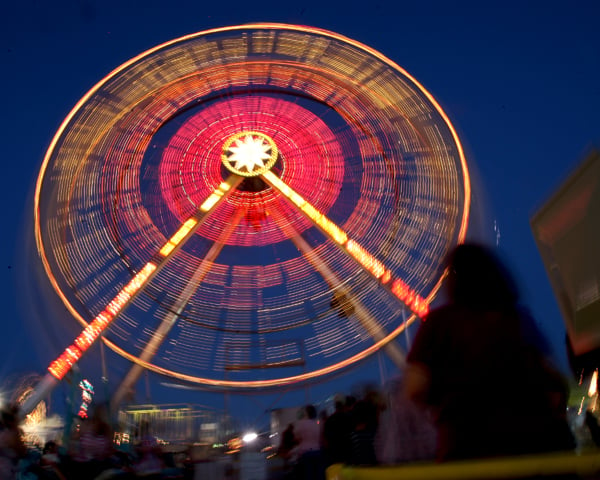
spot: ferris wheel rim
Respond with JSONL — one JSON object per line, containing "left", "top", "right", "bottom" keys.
{"left": 34, "top": 23, "right": 471, "bottom": 389}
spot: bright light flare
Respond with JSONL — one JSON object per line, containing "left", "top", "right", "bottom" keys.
{"left": 589, "top": 370, "right": 598, "bottom": 397}
{"left": 221, "top": 131, "right": 279, "bottom": 177}
{"left": 228, "top": 135, "right": 271, "bottom": 172}
{"left": 243, "top": 432, "right": 258, "bottom": 443}
{"left": 200, "top": 180, "right": 235, "bottom": 212}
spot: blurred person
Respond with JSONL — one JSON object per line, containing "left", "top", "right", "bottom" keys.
{"left": 405, "top": 243, "right": 575, "bottom": 461}
{"left": 375, "top": 376, "right": 436, "bottom": 464}
{"left": 277, "top": 423, "right": 297, "bottom": 467}
{"left": 584, "top": 410, "right": 600, "bottom": 447}
{"left": 0, "top": 405, "right": 26, "bottom": 480}
{"left": 132, "top": 420, "right": 164, "bottom": 479}
{"left": 344, "top": 395, "right": 356, "bottom": 413}
{"left": 321, "top": 395, "right": 352, "bottom": 466}
{"left": 318, "top": 410, "right": 328, "bottom": 448}
{"left": 67, "top": 405, "right": 115, "bottom": 479}
{"left": 347, "top": 393, "right": 380, "bottom": 466}
{"left": 291, "top": 405, "right": 325, "bottom": 480}
{"left": 38, "top": 440, "right": 67, "bottom": 480}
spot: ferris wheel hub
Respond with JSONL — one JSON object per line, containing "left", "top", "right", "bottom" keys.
{"left": 221, "top": 131, "right": 278, "bottom": 177}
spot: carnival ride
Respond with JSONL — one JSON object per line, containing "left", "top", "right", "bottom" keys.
{"left": 23, "top": 24, "right": 470, "bottom": 415}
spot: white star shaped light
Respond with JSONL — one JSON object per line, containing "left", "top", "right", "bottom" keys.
{"left": 227, "top": 134, "right": 272, "bottom": 173}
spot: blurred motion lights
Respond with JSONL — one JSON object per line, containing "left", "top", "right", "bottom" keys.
{"left": 34, "top": 23, "right": 470, "bottom": 391}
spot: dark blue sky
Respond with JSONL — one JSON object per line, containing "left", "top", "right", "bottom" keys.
{"left": 1, "top": 1, "right": 599, "bottom": 425}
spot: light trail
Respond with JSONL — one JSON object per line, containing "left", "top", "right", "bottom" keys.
{"left": 20, "top": 175, "right": 243, "bottom": 416}
{"left": 261, "top": 170, "right": 429, "bottom": 318}
{"left": 284, "top": 224, "right": 407, "bottom": 370}
{"left": 30, "top": 24, "right": 471, "bottom": 399}
{"left": 110, "top": 206, "right": 247, "bottom": 410}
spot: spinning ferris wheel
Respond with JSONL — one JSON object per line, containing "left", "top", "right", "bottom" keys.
{"left": 24, "top": 24, "right": 470, "bottom": 414}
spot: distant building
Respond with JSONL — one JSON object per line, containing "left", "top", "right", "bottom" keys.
{"left": 117, "top": 403, "right": 235, "bottom": 444}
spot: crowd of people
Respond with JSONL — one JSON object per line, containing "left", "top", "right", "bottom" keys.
{"left": 1, "top": 243, "right": 595, "bottom": 479}
{"left": 275, "top": 243, "right": 587, "bottom": 478}
{"left": 0, "top": 404, "right": 193, "bottom": 480}
{"left": 275, "top": 384, "right": 436, "bottom": 479}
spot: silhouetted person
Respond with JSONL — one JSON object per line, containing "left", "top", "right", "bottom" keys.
{"left": 348, "top": 398, "right": 378, "bottom": 466}
{"left": 375, "top": 376, "right": 436, "bottom": 464}
{"left": 278, "top": 423, "right": 297, "bottom": 468}
{"left": 292, "top": 405, "right": 325, "bottom": 480}
{"left": 132, "top": 420, "right": 164, "bottom": 478}
{"left": 322, "top": 395, "right": 352, "bottom": 466}
{"left": 67, "top": 405, "right": 114, "bottom": 479}
{"left": 405, "top": 243, "right": 575, "bottom": 461}
{"left": 37, "top": 440, "right": 66, "bottom": 480}
{"left": 0, "top": 405, "right": 26, "bottom": 480}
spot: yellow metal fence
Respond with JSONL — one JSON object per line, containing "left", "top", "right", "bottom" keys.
{"left": 326, "top": 450, "right": 600, "bottom": 480}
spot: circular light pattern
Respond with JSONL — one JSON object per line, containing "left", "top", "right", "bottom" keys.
{"left": 156, "top": 95, "right": 345, "bottom": 247}
{"left": 221, "top": 131, "right": 279, "bottom": 177}
{"left": 35, "top": 24, "right": 470, "bottom": 389}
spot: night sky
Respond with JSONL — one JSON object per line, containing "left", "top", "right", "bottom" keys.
{"left": 1, "top": 1, "right": 599, "bottom": 427}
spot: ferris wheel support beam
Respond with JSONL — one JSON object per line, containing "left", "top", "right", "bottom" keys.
{"left": 261, "top": 170, "right": 429, "bottom": 320}
{"left": 21, "top": 175, "right": 243, "bottom": 418}
{"left": 287, "top": 230, "right": 406, "bottom": 370}
{"left": 110, "top": 206, "right": 247, "bottom": 411}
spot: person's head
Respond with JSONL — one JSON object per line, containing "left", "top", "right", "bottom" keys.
{"left": 1, "top": 404, "right": 20, "bottom": 430}
{"left": 305, "top": 404, "right": 317, "bottom": 420}
{"left": 43, "top": 441, "right": 58, "bottom": 454}
{"left": 444, "top": 243, "right": 519, "bottom": 310}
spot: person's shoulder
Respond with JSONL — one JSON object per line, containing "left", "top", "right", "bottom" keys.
{"left": 422, "top": 304, "right": 457, "bottom": 323}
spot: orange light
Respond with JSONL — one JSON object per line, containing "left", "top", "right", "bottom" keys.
{"left": 124, "top": 263, "right": 156, "bottom": 294}
{"left": 346, "top": 240, "right": 389, "bottom": 280}
{"left": 95, "top": 312, "right": 111, "bottom": 328}
{"left": 159, "top": 218, "right": 198, "bottom": 256}
{"left": 200, "top": 180, "right": 234, "bottom": 212}
{"left": 106, "top": 298, "right": 122, "bottom": 316}
{"left": 262, "top": 170, "right": 348, "bottom": 244}
{"left": 589, "top": 370, "right": 598, "bottom": 397}
{"left": 391, "top": 278, "right": 429, "bottom": 318}
{"left": 48, "top": 262, "right": 157, "bottom": 380}
{"left": 74, "top": 324, "right": 98, "bottom": 351}
{"left": 306, "top": 207, "right": 348, "bottom": 245}
{"left": 48, "top": 346, "right": 83, "bottom": 380}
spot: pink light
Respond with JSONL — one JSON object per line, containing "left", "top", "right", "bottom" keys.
{"left": 158, "top": 94, "right": 344, "bottom": 248}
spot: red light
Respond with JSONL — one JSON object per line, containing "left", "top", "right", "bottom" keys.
{"left": 48, "top": 346, "right": 83, "bottom": 380}
{"left": 391, "top": 278, "right": 428, "bottom": 318}
{"left": 47, "top": 262, "right": 158, "bottom": 380}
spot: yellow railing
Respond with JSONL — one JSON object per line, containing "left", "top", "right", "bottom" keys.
{"left": 326, "top": 450, "right": 600, "bottom": 479}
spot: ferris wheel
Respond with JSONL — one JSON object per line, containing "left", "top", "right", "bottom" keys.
{"left": 25, "top": 24, "right": 470, "bottom": 413}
